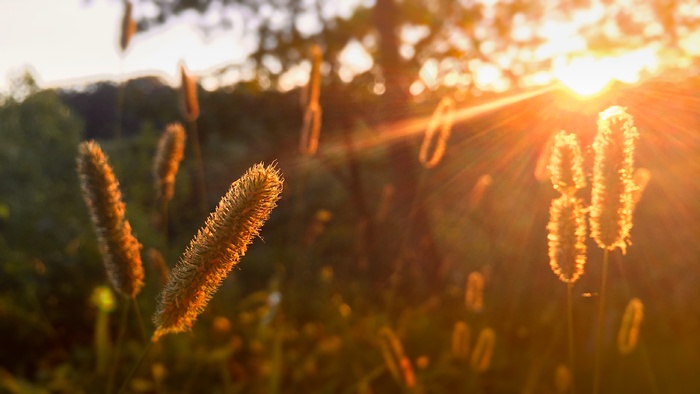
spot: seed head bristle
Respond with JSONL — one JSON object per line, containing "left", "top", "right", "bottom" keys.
{"left": 77, "top": 141, "right": 144, "bottom": 298}
{"left": 590, "top": 106, "right": 639, "bottom": 253}
{"left": 617, "top": 297, "right": 644, "bottom": 354}
{"left": 470, "top": 327, "right": 496, "bottom": 373}
{"left": 451, "top": 321, "right": 470, "bottom": 360}
{"left": 152, "top": 163, "right": 283, "bottom": 341}
{"left": 120, "top": 1, "right": 136, "bottom": 52}
{"left": 180, "top": 64, "right": 200, "bottom": 121}
{"left": 419, "top": 97, "right": 455, "bottom": 169}
{"left": 548, "top": 130, "right": 586, "bottom": 195}
{"left": 547, "top": 195, "right": 587, "bottom": 284}
{"left": 153, "top": 123, "right": 186, "bottom": 203}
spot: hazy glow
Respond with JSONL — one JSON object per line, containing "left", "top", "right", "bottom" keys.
{"left": 554, "top": 48, "right": 659, "bottom": 96}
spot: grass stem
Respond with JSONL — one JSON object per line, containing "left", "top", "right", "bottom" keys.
{"left": 567, "top": 282, "right": 576, "bottom": 394}
{"left": 592, "top": 249, "right": 609, "bottom": 394}
{"left": 117, "top": 339, "right": 154, "bottom": 394}
{"left": 132, "top": 297, "right": 147, "bottom": 345}
{"left": 187, "top": 119, "right": 208, "bottom": 215}
{"left": 107, "top": 300, "right": 131, "bottom": 394}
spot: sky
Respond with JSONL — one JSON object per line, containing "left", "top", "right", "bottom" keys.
{"left": 1, "top": 0, "right": 691, "bottom": 96}
{"left": 0, "top": 0, "right": 260, "bottom": 93}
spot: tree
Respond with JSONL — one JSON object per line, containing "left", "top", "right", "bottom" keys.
{"left": 132, "top": 0, "right": 700, "bottom": 290}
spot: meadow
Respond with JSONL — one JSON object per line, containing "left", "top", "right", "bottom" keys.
{"left": 2, "top": 4, "right": 700, "bottom": 394}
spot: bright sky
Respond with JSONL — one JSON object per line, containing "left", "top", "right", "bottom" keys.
{"left": 0, "top": 0, "right": 257, "bottom": 93}
{"left": 0, "top": 0, "right": 686, "bottom": 96}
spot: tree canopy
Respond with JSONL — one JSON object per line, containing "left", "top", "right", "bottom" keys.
{"left": 134, "top": 0, "right": 700, "bottom": 91}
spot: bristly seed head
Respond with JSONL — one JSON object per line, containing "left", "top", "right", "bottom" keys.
{"left": 180, "top": 64, "right": 200, "bottom": 121}
{"left": 590, "top": 106, "right": 639, "bottom": 253}
{"left": 548, "top": 130, "right": 586, "bottom": 195}
{"left": 547, "top": 194, "right": 587, "bottom": 284}
{"left": 77, "top": 141, "right": 144, "bottom": 298}
{"left": 152, "top": 163, "right": 283, "bottom": 341}
{"left": 153, "top": 123, "right": 186, "bottom": 203}
{"left": 120, "top": 1, "right": 136, "bottom": 52}
{"left": 419, "top": 96, "right": 455, "bottom": 169}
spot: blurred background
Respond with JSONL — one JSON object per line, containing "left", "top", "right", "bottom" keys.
{"left": 1, "top": 0, "right": 699, "bottom": 392}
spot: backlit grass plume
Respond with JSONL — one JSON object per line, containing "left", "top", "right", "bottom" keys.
{"left": 470, "top": 327, "right": 496, "bottom": 373}
{"left": 548, "top": 130, "right": 586, "bottom": 195}
{"left": 465, "top": 271, "right": 484, "bottom": 312}
{"left": 119, "top": 1, "right": 136, "bottom": 53}
{"left": 300, "top": 44, "right": 322, "bottom": 109}
{"left": 590, "top": 106, "right": 639, "bottom": 253}
{"left": 152, "top": 163, "right": 283, "bottom": 341}
{"left": 419, "top": 96, "right": 455, "bottom": 169}
{"left": 547, "top": 195, "right": 586, "bottom": 283}
{"left": 451, "top": 321, "right": 470, "bottom": 360}
{"left": 153, "top": 123, "right": 186, "bottom": 203}
{"left": 299, "top": 103, "right": 323, "bottom": 155}
{"left": 77, "top": 141, "right": 144, "bottom": 298}
{"left": 180, "top": 64, "right": 200, "bottom": 121}
{"left": 378, "top": 327, "right": 415, "bottom": 389}
{"left": 617, "top": 297, "right": 644, "bottom": 354}
{"left": 299, "top": 45, "right": 323, "bottom": 155}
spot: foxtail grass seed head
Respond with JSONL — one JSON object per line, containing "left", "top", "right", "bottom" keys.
{"left": 305, "top": 44, "right": 322, "bottom": 109}
{"left": 119, "top": 1, "right": 136, "bottom": 52}
{"left": 617, "top": 297, "right": 644, "bottom": 354}
{"left": 378, "top": 327, "right": 414, "bottom": 388}
{"left": 468, "top": 174, "right": 493, "bottom": 211}
{"left": 180, "top": 64, "right": 200, "bottom": 121}
{"left": 153, "top": 123, "right": 186, "bottom": 203}
{"left": 554, "top": 364, "right": 572, "bottom": 394}
{"left": 549, "top": 131, "right": 586, "bottom": 195}
{"left": 419, "top": 97, "right": 455, "bottom": 169}
{"left": 152, "top": 164, "right": 283, "bottom": 341}
{"left": 547, "top": 195, "right": 587, "bottom": 284}
{"left": 147, "top": 248, "right": 170, "bottom": 288}
{"left": 77, "top": 141, "right": 144, "bottom": 298}
{"left": 470, "top": 327, "right": 496, "bottom": 373}
{"left": 590, "top": 106, "right": 639, "bottom": 253}
{"left": 299, "top": 103, "right": 322, "bottom": 155}
{"left": 451, "top": 321, "right": 470, "bottom": 360}
{"left": 465, "top": 271, "right": 485, "bottom": 312}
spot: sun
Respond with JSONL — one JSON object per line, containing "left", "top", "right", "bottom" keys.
{"left": 554, "top": 48, "right": 659, "bottom": 97}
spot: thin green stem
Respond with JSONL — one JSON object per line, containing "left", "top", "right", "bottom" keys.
{"left": 592, "top": 249, "right": 609, "bottom": 394}
{"left": 567, "top": 282, "right": 576, "bottom": 394}
{"left": 187, "top": 119, "right": 208, "bottom": 215}
{"left": 161, "top": 198, "right": 169, "bottom": 251}
{"left": 132, "top": 297, "right": 147, "bottom": 345}
{"left": 107, "top": 300, "right": 131, "bottom": 394}
{"left": 117, "top": 339, "right": 154, "bottom": 394}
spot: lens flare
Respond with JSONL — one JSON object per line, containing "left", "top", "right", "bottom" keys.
{"left": 554, "top": 48, "right": 658, "bottom": 96}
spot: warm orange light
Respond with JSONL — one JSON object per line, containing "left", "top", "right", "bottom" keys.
{"left": 554, "top": 48, "right": 658, "bottom": 97}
